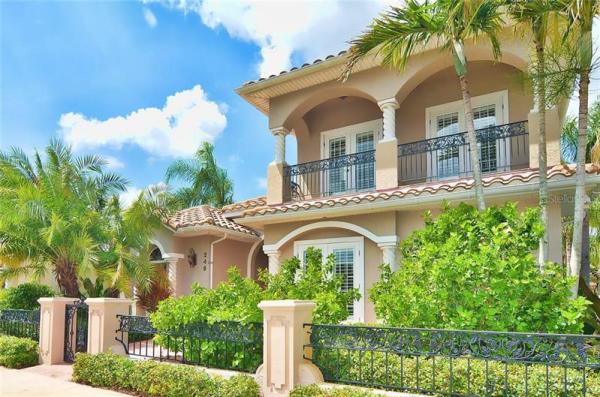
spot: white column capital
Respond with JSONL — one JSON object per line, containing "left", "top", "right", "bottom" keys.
{"left": 270, "top": 126, "right": 289, "bottom": 136}
{"left": 377, "top": 98, "right": 399, "bottom": 110}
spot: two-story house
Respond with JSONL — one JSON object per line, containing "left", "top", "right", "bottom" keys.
{"left": 149, "top": 29, "right": 600, "bottom": 322}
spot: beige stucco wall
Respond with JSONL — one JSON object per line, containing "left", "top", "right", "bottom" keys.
{"left": 396, "top": 61, "right": 533, "bottom": 144}
{"left": 298, "top": 97, "right": 381, "bottom": 163}
{"left": 212, "top": 239, "right": 255, "bottom": 287}
{"left": 172, "top": 235, "right": 216, "bottom": 295}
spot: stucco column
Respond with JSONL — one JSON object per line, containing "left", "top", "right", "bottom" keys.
{"left": 38, "top": 297, "right": 76, "bottom": 365}
{"left": 527, "top": 106, "right": 561, "bottom": 169}
{"left": 378, "top": 243, "right": 398, "bottom": 271}
{"left": 378, "top": 98, "right": 399, "bottom": 142}
{"left": 264, "top": 247, "right": 281, "bottom": 274}
{"left": 86, "top": 298, "right": 133, "bottom": 356}
{"left": 256, "top": 300, "right": 324, "bottom": 397}
{"left": 267, "top": 127, "right": 289, "bottom": 205}
{"left": 164, "top": 253, "right": 184, "bottom": 297}
{"left": 376, "top": 98, "right": 399, "bottom": 190}
{"left": 272, "top": 127, "right": 289, "bottom": 164}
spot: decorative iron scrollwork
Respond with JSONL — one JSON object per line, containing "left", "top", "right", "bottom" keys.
{"left": 284, "top": 150, "right": 376, "bottom": 177}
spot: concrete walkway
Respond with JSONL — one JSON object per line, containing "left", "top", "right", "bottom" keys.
{"left": 0, "top": 365, "right": 129, "bottom": 397}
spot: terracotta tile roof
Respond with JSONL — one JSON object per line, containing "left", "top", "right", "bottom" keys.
{"left": 242, "top": 51, "right": 347, "bottom": 86}
{"left": 167, "top": 205, "right": 258, "bottom": 236}
{"left": 241, "top": 165, "right": 600, "bottom": 217}
{"left": 221, "top": 196, "right": 266, "bottom": 213}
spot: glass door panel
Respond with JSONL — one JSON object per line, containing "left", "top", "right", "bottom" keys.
{"left": 436, "top": 112, "right": 460, "bottom": 178}
{"left": 328, "top": 137, "right": 347, "bottom": 194}
{"left": 332, "top": 247, "right": 355, "bottom": 316}
{"left": 355, "top": 131, "right": 374, "bottom": 190}
{"left": 473, "top": 104, "right": 498, "bottom": 173}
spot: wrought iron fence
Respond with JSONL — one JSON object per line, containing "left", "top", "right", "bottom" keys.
{"left": 0, "top": 309, "right": 40, "bottom": 340}
{"left": 115, "top": 315, "right": 263, "bottom": 373}
{"left": 398, "top": 121, "right": 529, "bottom": 186}
{"left": 283, "top": 150, "right": 375, "bottom": 202}
{"left": 304, "top": 324, "right": 600, "bottom": 396}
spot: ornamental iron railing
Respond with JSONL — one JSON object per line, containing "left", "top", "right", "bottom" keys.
{"left": 304, "top": 324, "right": 600, "bottom": 396}
{"left": 115, "top": 315, "right": 263, "bottom": 373}
{"left": 283, "top": 150, "right": 375, "bottom": 202}
{"left": 0, "top": 309, "right": 40, "bottom": 341}
{"left": 64, "top": 299, "right": 89, "bottom": 362}
{"left": 398, "top": 121, "right": 529, "bottom": 186}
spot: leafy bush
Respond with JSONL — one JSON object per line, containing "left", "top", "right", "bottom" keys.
{"left": 370, "top": 203, "right": 589, "bottom": 333}
{"left": 73, "top": 352, "right": 259, "bottom": 397}
{"left": 0, "top": 335, "right": 39, "bottom": 368}
{"left": 0, "top": 283, "right": 55, "bottom": 310}
{"left": 152, "top": 248, "right": 358, "bottom": 328}
{"left": 291, "top": 385, "right": 375, "bottom": 397}
{"left": 310, "top": 350, "right": 600, "bottom": 396}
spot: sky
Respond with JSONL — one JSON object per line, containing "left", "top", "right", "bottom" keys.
{"left": 0, "top": 0, "right": 598, "bottom": 204}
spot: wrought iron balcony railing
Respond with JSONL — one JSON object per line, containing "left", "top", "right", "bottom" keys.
{"left": 398, "top": 121, "right": 529, "bottom": 186}
{"left": 283, "top": 150, "right": 376, "bottom": 202}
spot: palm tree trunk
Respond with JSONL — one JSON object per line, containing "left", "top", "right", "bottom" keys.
{"left": 569, "top": 67, "right": 590, "bottom": 297}
{"left": 55, "top": 258, "right": 80, "bottom": 297}
{"left": 536, "top": 42, "right": 549, "bottom": 269}
{"left": 459, "top": 74, "right": 486, "bottom": 211}
{"left": 581, "top": 210, "right": 591, "bottom": 285}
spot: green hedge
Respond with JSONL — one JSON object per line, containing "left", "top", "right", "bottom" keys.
{"left": 0, "top": 335, "right": 39, "bottom": 368}
{"left": 291, "top": 384, "right": 375, "bottom": 397}
{"left": 0, "top": 283, "right": 56, "bottom": 310}
{"left": 312, "top": 350, "right": 600, "bottom": 397}
{"left": 72, "top": 352, "right": 260, "bottom": 397}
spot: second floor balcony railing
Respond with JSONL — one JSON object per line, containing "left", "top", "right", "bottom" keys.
{"left": 398, "top": 121, "right": 529, "bottom": 186}
{"left": 283, "top": 150, "right": 376, "bottom": 202}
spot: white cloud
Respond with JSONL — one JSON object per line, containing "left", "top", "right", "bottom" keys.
{"left": 104, "top": 155, "right": 125, "bottom": 170}
{"left": 256, "top": 177, "right": 267, "bottom": 190}
{"left": 143, "top": 7, "right": 157, "bottom": 28}
{"left": 59, "top": 85, "right": 227, "bottom": 158}
{"left": 119, "top": 181, "right": 168, "bottom": 207}
{"left": 149, "top": 0, "right": 399, "bottom": 77}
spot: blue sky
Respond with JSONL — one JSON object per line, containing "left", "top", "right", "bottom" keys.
{"left": 1, "top": 0, "right": 597, "bottom": 203}
{"left": 0, "top": 0, "right": 390, "bottom": 202}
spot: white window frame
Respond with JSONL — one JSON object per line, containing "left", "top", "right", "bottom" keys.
{"left": 320, "top": 119, "right": 383, "bottom": 159}
{"left": 320, "top": 119, "right": 382, "bottom": 195}
{"left": 424, "top": 90, "right": 509, "bottom": 179}
{"left": 294, "top": 236, "right": 365, "bottom": 322}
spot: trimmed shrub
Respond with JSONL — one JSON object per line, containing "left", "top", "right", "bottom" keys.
{"left": 72, "top": 352, "right": 260, "bottom": 397}
{"left": 0, "top": 283, "right": 55, "bottom": 310}
{"left": 0, "top": 335, "right": 38, "bottom": 368}
{"left": 291, "top": 385, "right": 375, "bottom": 397}
{"left": 370, "top": 203, "right": 589, "bottom": 333}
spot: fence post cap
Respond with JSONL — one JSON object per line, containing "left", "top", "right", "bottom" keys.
{"left": 37, "top": 297, "right": 78, "bottom": 304}
{"left": 258, "top": 299, "right": 316, "bottom": 310}
{"left": 85, "top": 297, "right": 134, "bottom": 304}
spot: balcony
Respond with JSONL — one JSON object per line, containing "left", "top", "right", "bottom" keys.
{"left": 398, "top": 121, "right": 529, "bottom": 186}
{"left": 282, "top": 121, "right": 529, "bottom": 203}
{"left": 283, "top": 150, "right": 376, "bottom": 202}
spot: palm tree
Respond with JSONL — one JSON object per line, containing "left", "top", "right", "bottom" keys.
{"left": 345, "top": 0, "right": 504, "bottom": 211}
{"left": 560, "top": 0, "right": 599, "bottom": 296}
{"left": 561, "top": 100, "right": 600, "bottom": 163}
{"left": 165, "top": 142, "right": 234, "bottom": 208}
{"left": 508, "top": 0, "right": 562, "bottom": 268}
{"left": 0, "top": 139, "right": 164, "bottom": 297}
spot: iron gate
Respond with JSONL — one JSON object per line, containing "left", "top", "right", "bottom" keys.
{"left": 64, "top": 299, "right": 88, "bottom": 362}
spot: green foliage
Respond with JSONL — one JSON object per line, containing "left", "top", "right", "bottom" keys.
{"left": 152, "top": 247, "right": 359, "bottom": 328}
{"left": 561, "top": 100, "right": 600, "bottom": 163}
{"left": 262, "top": 248, "right": 360, "bottom": 324}
{"left": 0, "top": 139, "right": 172, "bottom": 297}
{"left": 165, "top": 142, "right": 234, "bottom": 208}
{"left": 370, "top": 203, "right": 589, "bottom": 333}
{"left": 291, "top": 385, "right": 375, "bottom": 397}
{"left": 0, "top": 335, "right": 39, "bottom": 368}
{"left": 0, "top": 282, "right": 55, "bottom": 310}
{"left": 72, "top": 352, "right": 259, "bottom": 397}
{"left": 311, "top": 350, "right": 600, "bottom": 396}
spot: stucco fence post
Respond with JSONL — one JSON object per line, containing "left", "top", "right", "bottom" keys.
{"left": 38, "top": 297, "right": 79, "bottom": 364}
{"left": 256, "top": 300, "right": 324, "bottom": 397}
{"left": 86, "top": 298, "right": 133, "bottom": 355}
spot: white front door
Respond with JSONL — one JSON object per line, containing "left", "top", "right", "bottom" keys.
{"left": 294, "top": 237, "right": 365, "bottom": 322}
